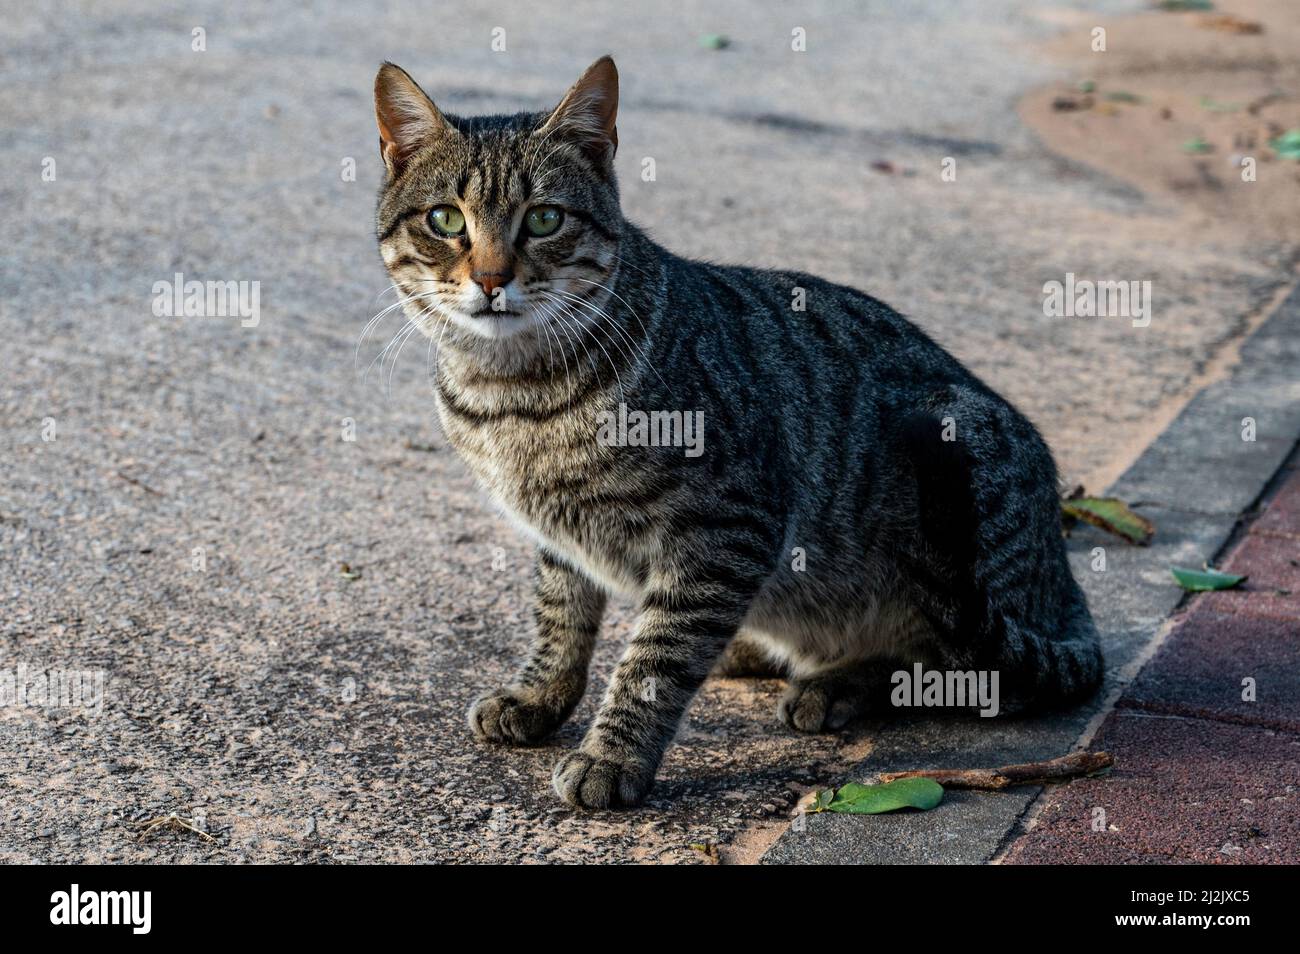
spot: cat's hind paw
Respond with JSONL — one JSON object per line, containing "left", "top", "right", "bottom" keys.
{"left": 552, "top": 751, "right": 652, "bottom": 809}
{"left": 777, "top": 676, "right": 863, "bottom": 733}
{"left": 467, "top": 689, "right": 563, "bottom": 746}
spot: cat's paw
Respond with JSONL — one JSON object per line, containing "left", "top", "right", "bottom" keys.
{"left": 552, "top": 751, "right": 653, "bottom": 809}
{"left": 712, "top": 637, "right": 788, "bottom": 679}
{"left": 777, "top": 677, "right": 860, "bottom": 733}
{"left": 468, "top": 689, "right": 562, "bottom": 745}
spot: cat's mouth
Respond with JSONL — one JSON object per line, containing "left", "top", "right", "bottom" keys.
{"left": 447, "top": 305, "right": 545, "bottom": 342}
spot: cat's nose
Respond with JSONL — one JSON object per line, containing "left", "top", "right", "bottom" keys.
{"left": 472, "top": 271, "right": 515, "bottom": 296}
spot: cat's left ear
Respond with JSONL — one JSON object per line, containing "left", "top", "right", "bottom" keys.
{"left": 537, "top": 56, "right": 619, "bottom": 172}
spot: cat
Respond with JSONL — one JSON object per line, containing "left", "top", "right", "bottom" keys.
{"left": 372, "top": 56, "right": 1103, "bottom": 809}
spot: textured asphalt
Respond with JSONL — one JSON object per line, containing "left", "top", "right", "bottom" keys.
{"left": 2, "top": 0, "right": 1296, "bottom": 863}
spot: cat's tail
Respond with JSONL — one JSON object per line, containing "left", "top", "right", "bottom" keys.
{"left": 984, "top": 580, "right": 1104, "bottom": 711}
{"left": 901, "top": 386, "right": 1105, "bottom": 713}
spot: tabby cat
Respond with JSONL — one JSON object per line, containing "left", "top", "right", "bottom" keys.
{"left": 372, "top": 57, "right": 1103, "bottom": 809}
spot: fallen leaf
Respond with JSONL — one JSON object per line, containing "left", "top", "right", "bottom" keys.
{"left": 809, "top": 788, "right": 836, "bottom": 813}
{"left": 1061, "top": 497, "right": 1155, "bottom": 545}
{"left": 1182, "top": 137, "right": 1213, "bottom": 154}
{"left": 698, "top": 33, "right": 730, "bottom": 50}
{"left": 1171, "top": 566, "right": 1246, "bottom": 591}
{"left": 689, "top": 842, "right": 720, "bottom": 862}
{"left": 1052, "top": 95, "right": 1092, "bottom": 112}
{"left": 339, "top": 563, "right": 362, "bottom": 581}
{"left": 1270, "top": 129, "right": 1300, "bottom": 161}
{"left": 1199, "top": 13, "right": 1263, "bottom": 33}
{"left": 811, "top": 778, "right": 944, "bottom": 815}
{"left": 1156, "top": 0, "right": 1213, "bottom": 11}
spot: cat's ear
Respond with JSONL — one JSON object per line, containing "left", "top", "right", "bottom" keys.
{"left": 374, "top": 62, "right": 453, "bottom": 178}
{"left": 537, "top": 56, "right": 619, "bottom": 171}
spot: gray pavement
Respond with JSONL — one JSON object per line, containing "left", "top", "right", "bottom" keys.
{"left": 2, "top": 0, "right": 1296, "bottom": 863}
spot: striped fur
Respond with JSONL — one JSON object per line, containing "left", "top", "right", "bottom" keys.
{"left": 373, "top": 57, "right": 1103, "bottom": 809}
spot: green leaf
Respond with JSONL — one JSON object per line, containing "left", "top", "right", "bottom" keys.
{"left": 1061, "top": 497, "right": 1155, "bottom": 545}
{"left": 1270, "top": 129, "right": 1300, "bottom": 161}
{"left": 1156, "top": 0, "right": 1213, "bottom": 10}
{"left": 823, "top": 778, "right": 944, "bottom": 814}
{"left": 1105, "top": 91, "right": 1143, "bottom": 104}
{"left": 1171, "top": 566, "right": 1247, "bottom": 591}
{"left": 698, "top": 33, "right": 731, "bottom": 50}
{"left": 1182, "top": 137, "right": 1212, "bottom": 154}
{"left": 810, "top": 788, "right": 836, "bottom": 812}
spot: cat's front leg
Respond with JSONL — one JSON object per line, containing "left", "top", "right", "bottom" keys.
{"left": 468, "top": 549, "right": 606, "bottom": 745}
{"left": 553, "top": 568, "right": 762, "bottom": 808}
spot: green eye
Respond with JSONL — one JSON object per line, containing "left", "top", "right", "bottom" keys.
{"left": 524, "top": 205, "right": 564, "bottom": 237}
{"left": 429, "top": 205, "right": 465, "bottom": 237}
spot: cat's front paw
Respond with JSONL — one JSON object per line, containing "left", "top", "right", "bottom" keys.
{"left": 552, "top": 751, "right": 653, "bottom": 809}
{"left": 468, "top": 689, "right": 563, "bottom": 745}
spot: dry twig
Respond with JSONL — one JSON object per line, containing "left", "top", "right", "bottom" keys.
{"left": 879, "top": 751, "right": 1114, "bottom": 790}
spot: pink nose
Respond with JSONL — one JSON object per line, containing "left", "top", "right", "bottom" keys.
{"left": 473, "top": 271, "right": 514, "bottom": 295}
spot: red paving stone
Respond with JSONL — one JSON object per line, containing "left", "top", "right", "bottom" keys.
{"left": 1120, "top": 609, "right": 1300, "bottom": 733}
{"left": 1006, "top": 463, "right": 1300, "bottom": 865}
{"left": 1197, "top": 529, "right": 1300, "bottom": 621}
{"left": 1004, "top": 711, "right": 1300, "bottom": 864}
{"left": 1253, "top": 464, "right": 1300, "bottom": 538}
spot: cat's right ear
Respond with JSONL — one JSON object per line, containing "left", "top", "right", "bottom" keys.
{"left": 374, "top": 63, "right": 453, "bottom": 178}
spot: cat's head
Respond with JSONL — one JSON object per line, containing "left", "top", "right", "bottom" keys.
{"left": 373, "top": 57, "right": 623, "bottom": 360}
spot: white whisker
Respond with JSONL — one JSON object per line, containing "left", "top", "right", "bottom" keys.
{"left": 538, "top": 291, "right": 625, "bottom": 396}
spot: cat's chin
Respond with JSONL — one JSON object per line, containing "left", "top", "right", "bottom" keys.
{"left": 436, "top": 310, "right": 556, "bottom": 372}
{"left": 447, "top": 309, "right": 545, "bottom": 341}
